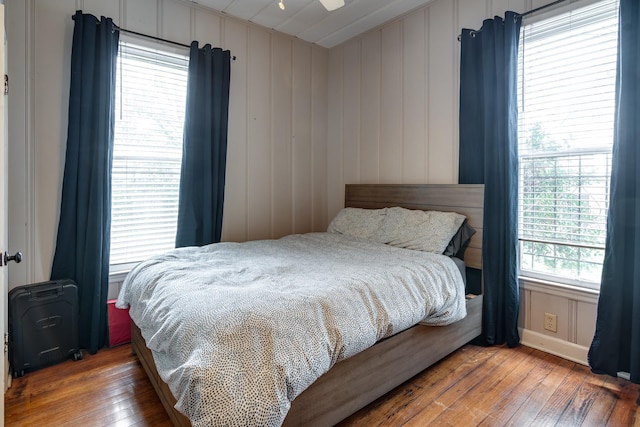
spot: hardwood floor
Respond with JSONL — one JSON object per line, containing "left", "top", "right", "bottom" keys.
{"left": 5, "top": 343, "right": 639, "bottom": 426}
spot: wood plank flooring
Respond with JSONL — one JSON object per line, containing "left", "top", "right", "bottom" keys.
{"left": 5, "top": 343, "right": 639, "bottom": 426}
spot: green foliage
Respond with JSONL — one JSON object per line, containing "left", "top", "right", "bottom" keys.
{"left": 520, "top": 123, "right": 606, "bottom": 282}
{"left": 524, "top": 122, "right": 560, "bottom": 152}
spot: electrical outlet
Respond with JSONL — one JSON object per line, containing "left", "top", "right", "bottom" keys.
{"left": 544, "top": 313, "right": 557, "bottom": 332}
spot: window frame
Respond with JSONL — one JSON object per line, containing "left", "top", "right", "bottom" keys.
{"left": 109, "top": 35, "right": 190, "bottom": 272}
{"left": 516, "top": 0, "right": 619, "bottom": 290}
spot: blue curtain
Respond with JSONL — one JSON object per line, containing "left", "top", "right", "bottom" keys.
{"left": 176, "top": 42, "right": 231, "bottom": 248}
{"left": 50, "top": 11, "right": 119, "bottom": 354}
{"left": 588, "top": 0, "right": 640, "bottom": 385}
{"left": 459, "top": 12, "right": 522, "bottom": 347}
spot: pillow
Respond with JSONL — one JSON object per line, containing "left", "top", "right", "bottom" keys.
{"left": 327, "top": 207, "right": 387, "bottom": 240}
{"left": 374, "top": 207, "right": 466, "bottom": 254}
{"left": 443, "top": 220, "right": 476, "bottom": 258}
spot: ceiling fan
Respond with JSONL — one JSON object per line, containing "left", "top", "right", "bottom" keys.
{"left": 278, "top": 0, "right": 345, "bottom": 12}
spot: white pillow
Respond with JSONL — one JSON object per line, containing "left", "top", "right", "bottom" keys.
{"left": 374, "top": 207, "right": 466, "bottom": 254}
{"left": 327, "top": 207, "right": 387, "bottom": 240}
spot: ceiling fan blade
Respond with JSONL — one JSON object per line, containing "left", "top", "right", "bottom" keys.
{"left": 319, "top": 0, "right": 345, "bottom": 11}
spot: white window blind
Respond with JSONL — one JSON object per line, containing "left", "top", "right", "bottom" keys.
{"left": 110, "top": 41, "right": 189, "bottom": 267}
{"left": 517, "top": 0, "right": 618, "bottom": 288}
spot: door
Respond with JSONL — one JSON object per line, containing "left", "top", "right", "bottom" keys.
{"left": 0, "top": 4, "right": 6, "bottom": 421}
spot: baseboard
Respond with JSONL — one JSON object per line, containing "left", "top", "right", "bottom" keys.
{"left": 520, "top": 328, "right": 589, "bottom": 366}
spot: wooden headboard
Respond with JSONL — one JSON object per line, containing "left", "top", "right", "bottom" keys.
{"left": 344, "top": 184, "right": 484, "bottom": 270}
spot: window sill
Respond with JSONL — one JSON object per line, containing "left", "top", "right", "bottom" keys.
{"left": 519, "top": 276, "right": 600, "bottom": 303}
{"left": 108, "top": 268, "right": 132, "bottom": 287}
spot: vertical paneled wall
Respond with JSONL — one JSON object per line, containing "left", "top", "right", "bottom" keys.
{"left": 7, "top": 0, "right": 595, "bottom": 366}
{"left": 325, "top": 0, "right": 595, "bottom": 363}
{"left": 6, "top": 0, "right": 328, "bottom": 289}
{"left": 519, "top": 280, "right": 599, "bottom": 364}
{"left": 326, "top": 0, "right": 534, "bottom": 219}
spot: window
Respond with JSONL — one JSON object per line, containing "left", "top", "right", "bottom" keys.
{"left": 110, "top": 40, "right": 189, "bottom": 269}
{"left": 517, "top": 0, "right": 619, "bottom": 289}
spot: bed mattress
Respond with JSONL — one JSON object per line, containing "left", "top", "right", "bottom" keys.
{"left": 117, "top": 232, "right": 466, "bottom": 426}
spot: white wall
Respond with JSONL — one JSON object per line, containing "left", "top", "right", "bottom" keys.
{"left": 6, "top": 0, "right": 328, "bottom": 289}
{"left": 326, "top": 0, "right": 596, "bottom": 364}
{"left": 326, "top": 0, "right": 537, "bottom": 219}
{"left": 519, "top": 279, "right": 598, "bottom": 365}
{"left": 6, "top": 0, "right": 596, "bottom": 363}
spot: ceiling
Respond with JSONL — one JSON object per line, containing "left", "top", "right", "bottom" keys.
{"left": 190, "top": 0, "right": 436, "bottom": 48}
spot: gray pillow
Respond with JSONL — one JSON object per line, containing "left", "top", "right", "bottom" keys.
{"left": 374, "top": 207, "right": 466, "bottom": 254}
{"left": 327, "top": 207, "right": 387, "bottom": 240}
{"left": 443, "top": 220, "right": 476, "bottom": 258}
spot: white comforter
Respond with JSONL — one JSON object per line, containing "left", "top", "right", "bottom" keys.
{"left": 117, "top": 232, "right": 466, "bottom": 427}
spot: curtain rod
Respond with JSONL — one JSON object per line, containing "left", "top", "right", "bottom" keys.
{"left": 71, "top": 14, "right": 236, "bottom": 60}
{"left": 519, "top": 0, "right": 568, "bottom": 18}
{"left": 118, "top": 27, "right": 191, "bottom": 49}
{"left": 119, "top": 27, "right": 237, "bottom": 60}
{"left": 457, "top": 0, "right": 573, "bottom": 41}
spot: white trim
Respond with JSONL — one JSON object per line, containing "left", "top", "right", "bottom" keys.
{"left": 617, "top": 371, "right": 631, "bottom": 381}
{"left": 108, "top": 269, "right": 130, "bottom": 284}
{"left": 109, "top": 262, "right": 137, "bottom": 275}
{"left": 519, "top": 269, "right": 601, "bottom": 291}
{"left": 520, "top": 328, "right": 589, "bottom": 366}
{"left": 107, "top": 269, "right": 131, "bottom": 301}
{"left": 519, "top": 276, "right": 599, "bottom": 304}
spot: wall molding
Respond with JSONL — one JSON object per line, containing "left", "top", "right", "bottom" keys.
{"left": 520, "top": 328, "right": 589, "bottom": 366}
{"left": 520, "top": 277, "right": 599, "bottom": 304}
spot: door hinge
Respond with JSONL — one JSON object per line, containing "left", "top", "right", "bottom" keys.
{"left": 4, "top": 333, "right": 8, "bottom": 354}
{"left": 4, "top": 74, "right": 7, "bottom": 95}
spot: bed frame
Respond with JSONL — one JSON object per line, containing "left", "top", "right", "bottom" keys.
{"left": 131, "top": 184, "right": 485, "bottom": 426}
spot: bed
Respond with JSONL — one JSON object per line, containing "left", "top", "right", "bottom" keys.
{"left": 124, "top": 183, "right": 484, "bottom": 426}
